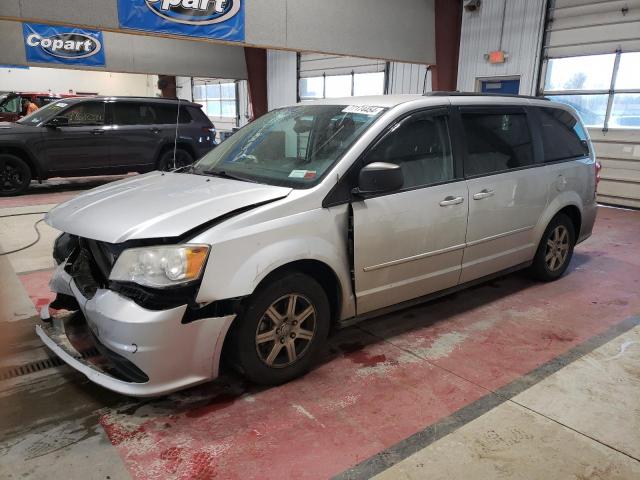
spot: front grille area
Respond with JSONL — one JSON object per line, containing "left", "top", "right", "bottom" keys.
{"left": 63, "top": 238, "right": 117, "bottom": 299}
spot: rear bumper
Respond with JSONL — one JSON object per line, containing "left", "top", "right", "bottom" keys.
{"left": 38, "top": 262, "right": 235, "bottom": 397}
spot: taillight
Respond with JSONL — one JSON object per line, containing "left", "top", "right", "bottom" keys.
{"left": 595, "top": 161, "right": 602, "bottom": 190}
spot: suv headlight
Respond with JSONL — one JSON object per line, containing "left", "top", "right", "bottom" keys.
{"left": 109, "top": 245, "right": 210, "bottom": 288}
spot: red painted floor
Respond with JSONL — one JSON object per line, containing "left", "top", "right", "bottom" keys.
{"left": 18, "top": 269, "right": 55, "bottom": 311}
{"left": 64, "top": 207, "right": 638, "bottom": 480}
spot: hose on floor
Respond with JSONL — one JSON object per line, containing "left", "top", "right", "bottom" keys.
{"left": 0, "top": 212, "right": 49, "bottom": 256}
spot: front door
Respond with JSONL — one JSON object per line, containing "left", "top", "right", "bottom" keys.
{"left": 458, "top": 107, "right": 548, "bottom": 283}
{"left": 352, "top": 109, "right": 468, "bottom": 314}
{"left": 42, "top": 100, "right": 111, "bottom": 173}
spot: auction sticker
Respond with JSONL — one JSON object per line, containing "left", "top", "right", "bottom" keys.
{"left": 342, "top": 105, "right": 384, "bottom": 116}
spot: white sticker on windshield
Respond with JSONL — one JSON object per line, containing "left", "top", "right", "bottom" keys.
{"left": 289, "top": 170, "right": 317, "bottom": 179}
{"left": 342, "top": 105, "right": 384, "bottom": 116}
{"left": 56, "top": 102, "right": 68, "bottom": 107}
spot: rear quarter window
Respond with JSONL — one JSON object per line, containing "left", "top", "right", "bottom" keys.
{"left": 537, "top": 107, "right": 589, "bottom": 162}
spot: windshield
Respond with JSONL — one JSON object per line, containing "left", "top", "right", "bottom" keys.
{"left": 16, "top": 99, "right": 71, "bottom": 125}
{"left": 192, "top": 104, "right": 386, "bottom": 188}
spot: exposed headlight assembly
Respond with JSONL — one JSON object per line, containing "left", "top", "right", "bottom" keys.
{"left": 109, "top": 244, "right": 210, "bottom": 288}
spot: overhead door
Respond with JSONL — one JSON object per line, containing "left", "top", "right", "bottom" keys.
{"left": 541, "top": 0, "right": 640, "bottom": 208}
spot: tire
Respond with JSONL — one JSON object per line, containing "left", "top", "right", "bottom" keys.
{"left": 157, "top": 148, "right": 194, "bottom": 171}
{"left": 529, "top": 213, "right": 576, "bottom": 282}
{"left": 0, "top": 154, "right": 31, "bottom": 196}
{"left": 229, "top": 272, "right": 330, "bottom": 385}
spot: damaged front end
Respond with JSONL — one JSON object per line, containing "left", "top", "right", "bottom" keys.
{"left": 37, "top": 233, "right": 236, "bottom": 397}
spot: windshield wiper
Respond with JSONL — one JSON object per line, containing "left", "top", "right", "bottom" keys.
{"left": 201, "top": 169, "right": 258, "bottom": 183}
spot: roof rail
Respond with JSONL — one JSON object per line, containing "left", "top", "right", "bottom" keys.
{"left": 424, "top": 91, "right": 549, "bottom": 101}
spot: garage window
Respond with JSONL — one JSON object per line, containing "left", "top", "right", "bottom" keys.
{"left": 193, "top": 81, "right": 237, "bottom": 118}
{"left": 299, "top": 72, "right": 385, "bottom": 101}
{"left": 543, "top": 52, "right": 640, "bottom": 130}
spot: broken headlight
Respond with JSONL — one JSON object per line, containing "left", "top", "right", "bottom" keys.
{"left": 109, "top": 244, "right": 210, "bottom": 288}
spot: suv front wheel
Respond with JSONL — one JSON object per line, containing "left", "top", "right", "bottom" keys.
{"left": 229, "top": 272, "right": 330, "bottom": 385}
{"left": 0, "top": 154, "right": 31, "bottom": 196}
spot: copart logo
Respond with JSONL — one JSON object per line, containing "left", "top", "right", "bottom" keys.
{"left": 26, "top": 32, "right": 102, "bottom": 59}
{"left": 145, "top": 0, "right": 241, "bottom": 25}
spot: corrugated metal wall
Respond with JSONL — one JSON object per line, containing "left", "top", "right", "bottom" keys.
{"left": 267, "top": 50, "right": 297, "bottom": 111}
{"left": 544, "top": 0, "right": 640, "bottom": 208}
{"left": 387, "top": 62, "right": 432, "bottom": 94}
{"left": 456, "top": 0, "right": 546, "bottom": 95}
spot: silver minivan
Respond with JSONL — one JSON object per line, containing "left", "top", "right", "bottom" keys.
{"left": 38, "top": 94, "right": 598, "bottom": 396}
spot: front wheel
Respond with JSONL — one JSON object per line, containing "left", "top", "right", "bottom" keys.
{"left": 529, "top": 213, "right": 576, "bottom": 281}
{"left": 0, "top": 154, "right": 31, "bottom": 196}
{"left": 229, "top": 272, "right": 330, "bottom": 385}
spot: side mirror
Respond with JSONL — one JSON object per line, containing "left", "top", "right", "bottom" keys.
{"left": 354, "top": 162, "right": 404, "bottom": 195}
{"left": 45, "top": 116, "right": 69, "bottom": 128}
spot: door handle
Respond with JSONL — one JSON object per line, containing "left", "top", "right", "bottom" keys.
{"left": 90, "top": 129, "right": 105, "bottom": 135}
{"left": 473, "top": 189, "right": 495, "bottom": 200}
{"left": 439, "top": 196, "right": 464, "bottom": 206}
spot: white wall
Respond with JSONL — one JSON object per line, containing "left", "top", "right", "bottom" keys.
{"left": 0, "top": 65, "right": 159, "bottom": 96}
{"left": 387, "top": 62, "right": 432, "bottom": 94}
{"left": 267, "top": 50, "right": 297, "bottom": 111}
{"left": 456, "top": 0, "right": 546, "bottom": 95}
{"left": 176, "top": 76, "right": 193, "bottom": 101}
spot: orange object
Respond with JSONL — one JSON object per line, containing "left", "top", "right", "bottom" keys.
{"left": 488, "top": 51, "right": 506, "bottom": 64}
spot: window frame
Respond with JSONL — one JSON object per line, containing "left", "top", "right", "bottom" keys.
{"left": 455, "top": 105, "right": 542, "bottom": 180}
{"left": 541, "top": 51, "right": 640, "bottom": 131}
{"left": 322, "top": 106, "right": 464, "bottom": 207}
{"left": 192, "top": 80, "right": 238, "bottom": 119}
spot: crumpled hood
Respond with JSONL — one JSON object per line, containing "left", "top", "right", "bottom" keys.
{"left": 45, "top": 172, "right": 292, "bottom": 243}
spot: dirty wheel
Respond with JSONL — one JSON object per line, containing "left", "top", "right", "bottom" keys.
{"left": 0, "top": 154, "right": 31, "bottom": 196}
{"left": 529, "top": 213, "right": 575, "bottom": 282}
{"left": 230, "top": 272, "right": 330, "bottom": 385}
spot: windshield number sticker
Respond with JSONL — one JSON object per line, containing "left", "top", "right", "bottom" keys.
{"left": 342, "top": 105, "right": 383, "bottom": 116}
{"left": 289, "top": 170, "right": 317, "bottom": 179}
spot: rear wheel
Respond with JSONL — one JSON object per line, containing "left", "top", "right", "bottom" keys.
{"left": 0, "top": 154, "right": 31, "bottom": 196}
{"left": 157, "top": 148, "right": 194, "bottom": 171}
{"left": 529, "top": 213, "right": 575, "bottom": 281}
{"left": 229, "top": 272, "right": 330, "bottom": 385}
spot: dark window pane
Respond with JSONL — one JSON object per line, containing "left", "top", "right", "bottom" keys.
{"left": 538, "top": 107, "right": 589, "bottom": 161}
{"left": 462, "top": 112, "right": 533, "bottom": 176}
{"left": 153, "top": 104, "right": 191, "bottom": 124}
{"left": 366, "top": 112, "right": 454, "bottom": 189}
{"left": 112, "top": 102, "right": 152, "bottom": 125}
{"left": 60, "top": 102, "right": 105, "bottom": 126}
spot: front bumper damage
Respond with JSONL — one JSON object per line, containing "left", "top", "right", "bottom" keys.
{"left": 37, "top": 261, "right": 236, "bottom": 397}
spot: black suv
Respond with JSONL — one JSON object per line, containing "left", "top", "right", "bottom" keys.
{"left": 0, "top": 96, "right": 217, "bottom": 196}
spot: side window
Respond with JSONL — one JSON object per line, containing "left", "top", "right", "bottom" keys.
{"left": 365, "top": 112, "right": 454, "bottom": 189}
{"left": 59, "top": 102, "right": 105, "bottom": 126}
{"left": 154, "top": 105, "right": 192, "bottom": 124}
{"left": 538, "top": 107, "right": 589, "bottom": 162}
{"left": 112, "top": 102, "right": 154, "bottom": 125}
{"left": 462, "top": 111, "right": 534, "bottom": 177}
{"left": 1, "top": 96, "right": 22, "bottom": 113}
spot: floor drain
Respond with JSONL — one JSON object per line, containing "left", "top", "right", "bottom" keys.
{"left": 0, "top": 347, "right": 101, "bottom": 381}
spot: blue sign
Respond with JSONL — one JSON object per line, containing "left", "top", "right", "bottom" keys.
{"left": 23, "top": 23, "right": 105, "bottom": 67}
{"left": 117, "top": 0, "right": 244, "bottom": 42}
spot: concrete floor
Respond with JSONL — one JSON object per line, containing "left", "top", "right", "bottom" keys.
{"left": 0, "top": 177, "right": 639, "bottom": 480}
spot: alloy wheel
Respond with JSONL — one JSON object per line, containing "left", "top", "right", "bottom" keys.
{"left": 545, "top": 225, "right": 570, "bottom": 272}
{"left": 255, "top": 294, "right": 317, "bottom": 368}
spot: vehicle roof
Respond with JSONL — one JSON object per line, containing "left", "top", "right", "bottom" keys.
{"left": 54, "top": 95, "right": 201, "bottom": 106}
{"left": 298, "top": 92, "right": 557, "bottom": 109}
